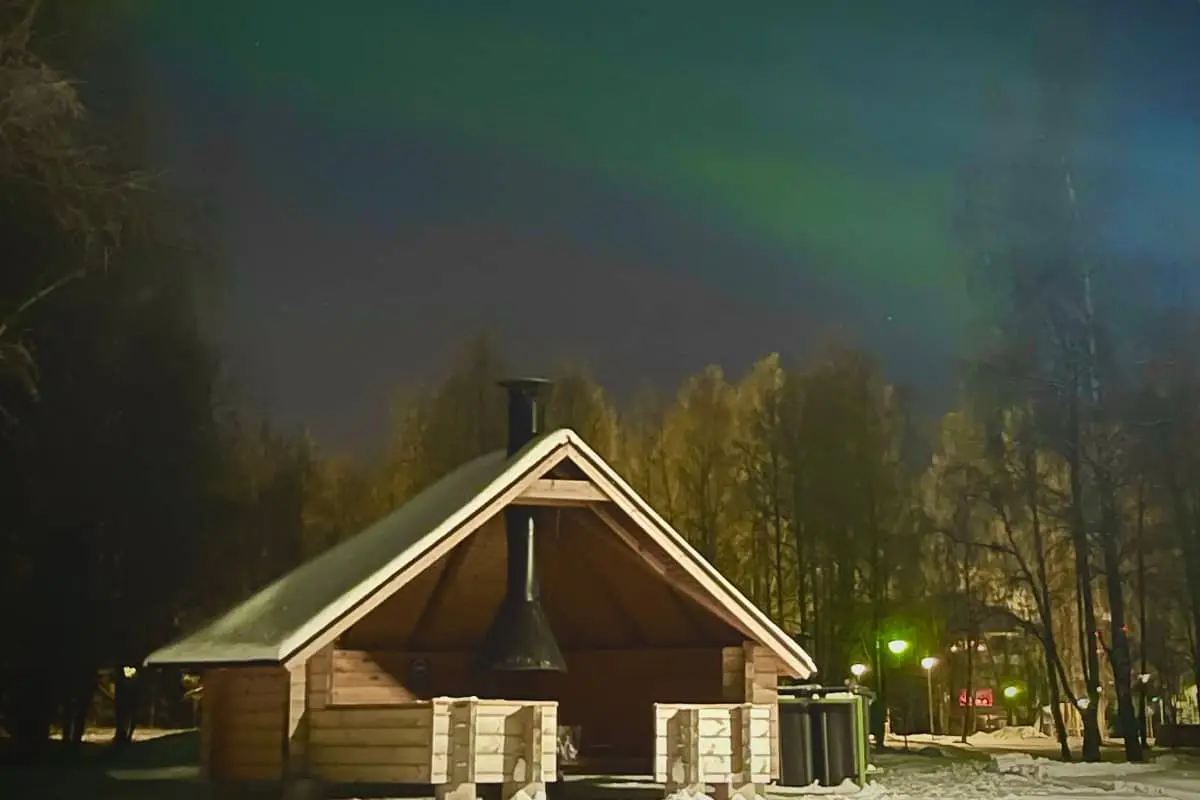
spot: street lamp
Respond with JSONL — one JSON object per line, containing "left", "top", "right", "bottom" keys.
{"left": 882, "top": 640, "right": 911, "bottom": 747}
{"left": 1003, "top": 684, "right": 1021, "bottom": 726}
{"left": 850, "top": 663, "right": 869, "bottom": 679}
{"left": 921, "top": 657, "right": 939, "bottom": 735}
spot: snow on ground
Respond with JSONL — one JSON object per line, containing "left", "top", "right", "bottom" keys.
{"left": 887, "top": 727, "right": 1063, "bottom": 754}
{"left": 7, "top": 728, "right": 1197, "bottom": 800}
{"left": 595, "top": 754, "right": 1200, "bottom": 800}
{"left": 774, "top": 751, "right": 1200, "bottom": 800}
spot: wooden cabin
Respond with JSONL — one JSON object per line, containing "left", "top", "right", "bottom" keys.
{"left": 146, "top": 382, "right": 816, "bottom": 797}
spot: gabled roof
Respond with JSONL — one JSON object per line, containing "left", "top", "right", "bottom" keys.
{"left": 146, "top": 429, "right": 818, "bottom": 678}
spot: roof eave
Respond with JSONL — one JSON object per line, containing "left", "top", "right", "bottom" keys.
{"left": 143, "top": 644, "right": 286, "bottom": 670}
{"left": 140, "top": 433, "right": 572, "bottom": 670}
{"left": 560, "top": 431, "right": 821, "bottom": 681}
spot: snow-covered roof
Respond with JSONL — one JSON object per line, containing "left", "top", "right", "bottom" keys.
{"left": 145, "top": 429, "right": 818, "bottom": 678}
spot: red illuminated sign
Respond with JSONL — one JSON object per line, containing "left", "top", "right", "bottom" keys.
{"left": 958, "top": 688, "right": 994, "bottom": 708}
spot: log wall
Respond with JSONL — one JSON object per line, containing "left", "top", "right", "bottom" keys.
{"left": 300, "top": 696, "right": 557, "bottom": 785}
{"left": 307, "top": 702, "right": 442, "bottom": 783}
{"left": 328, "top": 649, "right": 472, "bottom": 705}
{"left": 287, "top": 663, "right": 307, "bottom": 773}
{"left": 560, "top": 648, "right": 725, "bottom": 762}
{"left": 653, "top": 703, "right": 772, "bottom": 787}
{"left": 198, "top": 669, "right": 218, "bottom": 780}
{"left": 324, "top": 647, "right": 726, "bottom": 767}
{"left": 206, "top": 666, "right": 288, "bottom": 782}
{"left": 439, "top": 698, "right": 559, "bottom": 785}
{"left": 200, "top": 646, "right": 777, "bottom": 783}
{"left": 722, "top": 642, "right": 779, "bottom": 779}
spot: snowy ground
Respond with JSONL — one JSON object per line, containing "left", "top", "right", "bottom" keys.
{"left": 885, "top": 727, "right": 1117, "bottom": 756}
{"left": 828, "top": 750, "right": 1200, "bottom": 799}
{"left": 559, "top": 748, "right": 1200, "bottom": 800}
{"left": 3, "top": 728, "right": 1198, "bottom": 800}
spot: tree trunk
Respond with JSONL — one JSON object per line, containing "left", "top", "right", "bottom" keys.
{"left": 1136, "top": 486, "right": 1149, "bottom": 751}
{"left": 866, "top": 482, "right": 887, "bottom": 748}
{"left": 112, "top": 670, "right": 139, "bottom": 748}
{"left": 61, "top": 667, "right": 95, "bottom": 750}
{"left": 8, "top": 668, "right": 54, "bottom": 758}
{"left": 1042, "top": 637, "right": 1072, "bottom": 760}
{"left": 1162, "top": 474, "right": 1200, "bottom": 696}
{"left": 771, "top": 484, "right": 785, "bottom": 623}
{"left": 1098, "top": 500, "right": 1144, "bottom": 762}
{"left": 1066, "top": 393, "right": 1103, "bottom": 761}
{"left": 1024, "top": 449, "right": 1071, "bottom": 760}
{"left": 961, "top": 541, "right": 975, "bottom": 744}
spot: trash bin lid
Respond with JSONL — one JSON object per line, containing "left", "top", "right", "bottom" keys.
{"left": 778, "top": 683, "right": 827, "bottom": 698}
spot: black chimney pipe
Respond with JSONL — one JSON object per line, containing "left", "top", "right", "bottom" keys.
{"left": 499, "top": 377, "right": 552, "bottom": 455}
{"left": 476, "top": 378, "right": 567, "bottom": 673}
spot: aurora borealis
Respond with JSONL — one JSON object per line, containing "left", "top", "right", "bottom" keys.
{"left": 115, "top": 0, "right": 1200, "bottom": 450}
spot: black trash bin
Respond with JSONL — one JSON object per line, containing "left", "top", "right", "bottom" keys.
{"left": 776, "top": 685, "right": 870, "bottom": 788}
{"left": 777, "top": 695, "right": 815, "bottom": 786}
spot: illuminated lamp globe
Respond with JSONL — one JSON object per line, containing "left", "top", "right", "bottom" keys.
{"left": 850, "top": 663, "right": 869, "bottom": 678}
{"left": 887, "top": 639, "right": 910, "bottom": 656}
{"left": 920, "top": 656, "right": 939, "bottom": 671}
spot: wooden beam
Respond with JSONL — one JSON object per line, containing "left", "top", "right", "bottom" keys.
{"left": 512, "top": 478, "right": 607, "bottom": 507}
{"left": 563, "top": 510, "right": 650, "bottom": 646}
{"left": 588, "top": 505, "right": 753, "bottom": 638}
{"left": 283, "top": 444, "right": 572, "bottom": 668}
{"left": 576, "top": 510, "right": 708, "bottom": 642}
{"left": 409, "top": 536, "right": 476, "bottom": 650}
{"left": 567, "top": 442, "right": 814, "bottom": 679}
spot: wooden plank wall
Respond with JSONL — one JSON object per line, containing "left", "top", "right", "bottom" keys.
{"left": 199, "top": 669, "right": 219, "bottom": 779}
{"left": 722, "top": 642, "right": 779, "bottom": 779}
{"left": 320, "top": 647, "right": 724, "bottom": 768}
{"left": 287, "top": 663, "right": 307, "bottom": 773}
{"left": 653, "top": 703, "right": 772, "bottom": 785}
{"left": 441, "top": 698, "right": 559, "bottom": 785}
{"left": 208, "top": 666, "right": 289, "bottom": 782}
{"left": 298, "top": 689, "right": 560, "bottom": 785}
{"left": 303, "top": 645, "right": 442, "bottom": 784}
{"left": 307, "top": 703, "right": 440, "bottom": 783}
{"left": 328, "top": 649, "right": 473, "bottom": 705}
{"left": 560, "top": 648, "right": 725, "bottom": 762}
{"left": 307, "top": 644, "right": 333, "bottom": 710}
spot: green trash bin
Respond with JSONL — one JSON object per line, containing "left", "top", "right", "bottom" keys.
{"left": 777, "top": 686, "right": 870, "bottom": 788}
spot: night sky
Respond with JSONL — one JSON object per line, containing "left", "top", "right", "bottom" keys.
{"left": 116, "top": 1, "right": 1200, "bottom": 453}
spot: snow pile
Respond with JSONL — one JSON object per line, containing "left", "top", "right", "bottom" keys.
{"left": 812, "top": 753, "right": 1199, "bottom": 799}
{"left": 1038, "top": 759, "right": 1161, "bottom": 780}
{"left": 768, "top": 779, "right": 885, "bottom": 797}
{"left": 989, "top": 752, "right": 1161, "bottom": 781}
{"left": 1151, "top": 754, "right": 1187, "bottom": 770}
{"left": 856, "top": 760, "right": 1042, "bottom": 798}
{"left": 974, "top": 725, "right": 1049, "bottom": 742}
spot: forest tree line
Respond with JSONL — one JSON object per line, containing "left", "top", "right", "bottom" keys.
{"left": 1, "top": 0, "right": 1197, "bottom": 767}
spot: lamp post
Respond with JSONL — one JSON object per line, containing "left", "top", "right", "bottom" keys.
{"left": 921, "top": 657, "right": 939, "bottom": 736}
{"left": 1003, "top": 684, "right": 1021, "bottom": 726}
{"left": 885, "top": 639, "right": 910, "bottom": 746}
